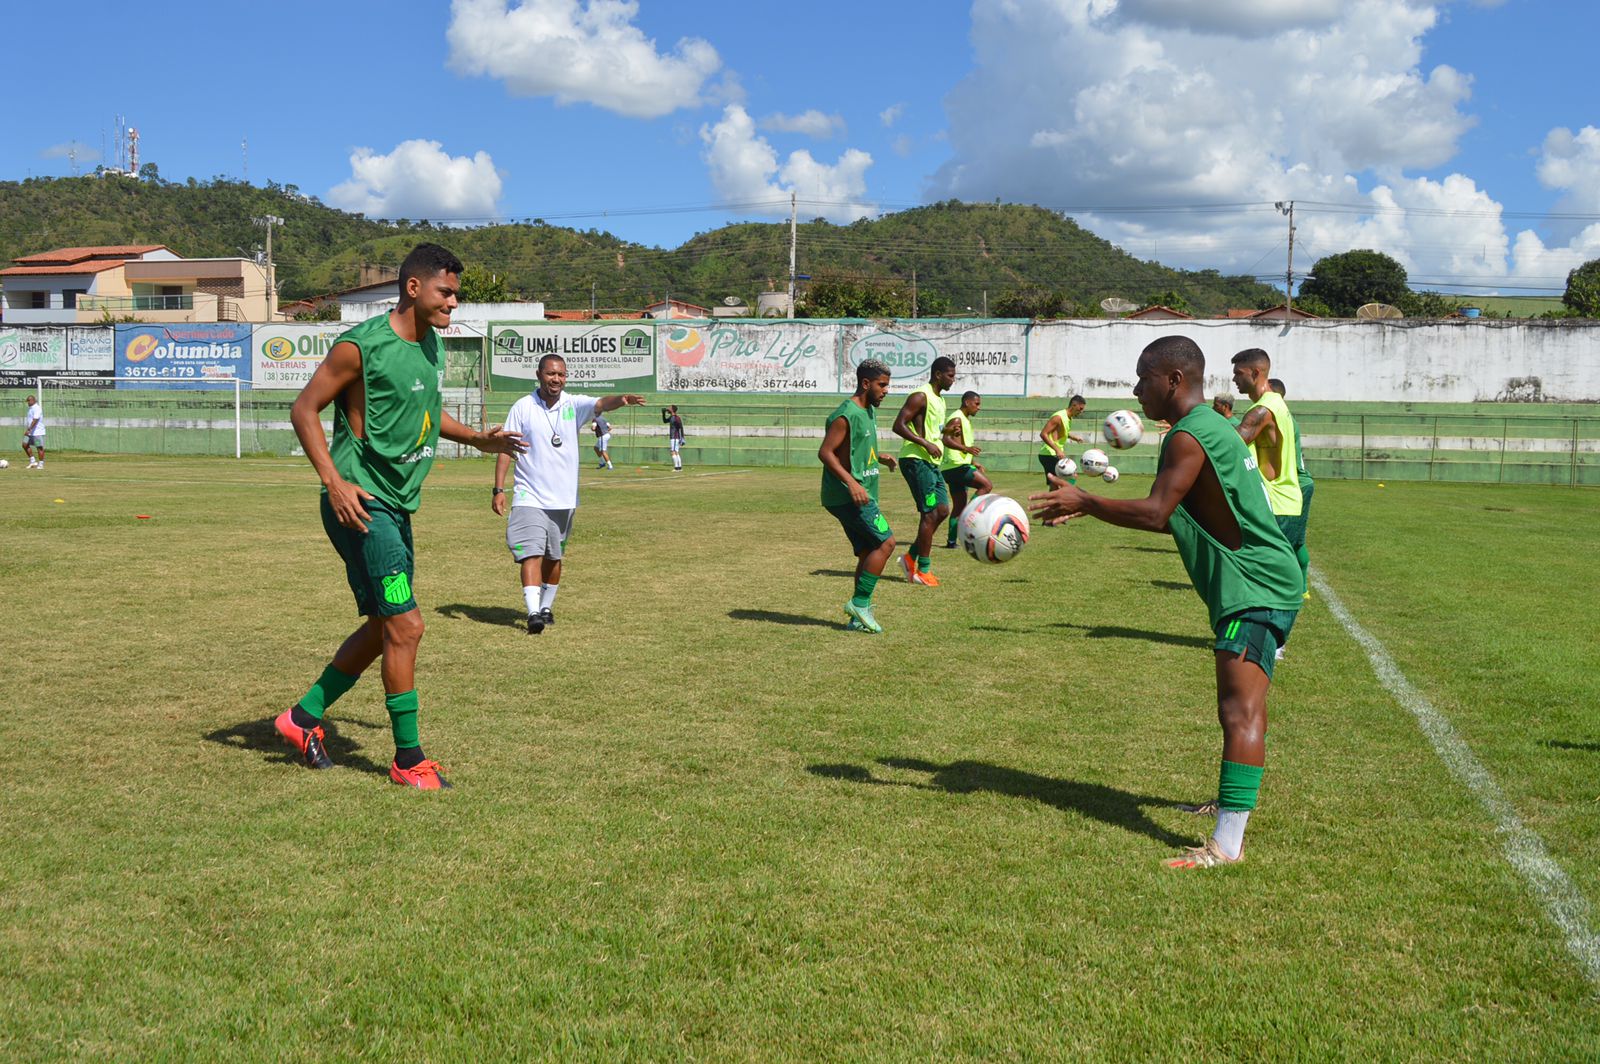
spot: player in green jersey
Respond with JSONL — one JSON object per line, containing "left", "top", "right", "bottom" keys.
{"left": 939, "top": 390, "right": 993, "bottom": 548}
{"left": 892, "top": 356, "right": 957, "bottom": 586}
{"left": 1270, "top": 377, "right": 1313, "bottom": 603}
{"left": 1029, "top": 336, "right": 1302, "bottom": 868}
{"left": 278, "top": 244, "right": 527, "bottom": 789}
{"left": 820, "top": 359, "right": 899, "bottom": 633}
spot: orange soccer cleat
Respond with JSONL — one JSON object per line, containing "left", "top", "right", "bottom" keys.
{"left": 390, "top": 758, "right": 452, "bottom": 790}
{"left": 274, "top": 708, "right": 332, "bottom": 769}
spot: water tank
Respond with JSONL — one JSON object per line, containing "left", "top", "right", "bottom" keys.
{"left": 757, "top": 292, "right": 791, "bottom": 317}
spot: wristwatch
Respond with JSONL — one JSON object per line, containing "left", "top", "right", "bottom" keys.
{"left": 492, "top": 487, "right": 507, "bottom": 496}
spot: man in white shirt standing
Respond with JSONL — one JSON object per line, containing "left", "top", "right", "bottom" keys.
{"left": 22, "top": 394, "right": 45, "bottom": 469}
{"left": 492, "top": 355, "right": 644, "bottom": 634}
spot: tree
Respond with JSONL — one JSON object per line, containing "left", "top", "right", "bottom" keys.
{"left": 795, "top": 271, "right": 912, "bottom": 318}
{"left": 1140, "top": 289, "right": 1192, "bottom": 314}
{"left": 1561, "top": 258, "right": 1600, "bottom": 317}
{"left": 1397, "top": 290, "right": 1464, "bottom": 319}
{"left": 1297, "top": 250, "right": 1409, "bottom": 317}
{"left": 991, "top": 287, "right": 1068, "bottom": 319}
{"left": 458, "top": 264, "right": 509, "bottom": 303}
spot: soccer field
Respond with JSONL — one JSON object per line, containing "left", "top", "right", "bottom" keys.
{"left": 2, "top": 457, "right": 1597, "bottom": 1060}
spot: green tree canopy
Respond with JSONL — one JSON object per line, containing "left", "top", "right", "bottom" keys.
{"left": 458, "top": 264, "right": 509, "bottom": 303}
{"left": 1561, "top": 258, "right": 1600, "bottom": 316}
{"left": 1298, "top": 249, "right": 1409, "bottom": 317}
{"left": 796, "top": 271, "right": 913, "bottom": 318}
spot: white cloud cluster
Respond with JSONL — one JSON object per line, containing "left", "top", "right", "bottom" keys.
{"left": 700, "top": 106, "right": 874, "bottom": 222}
{"left": 880, "top": 103, "right": 905, "bottom": 128}
{"left": 327, "top": 140, "right": 503, "bottom": 220}
{"left": 929, "top": 0, "right": 1595, "bottom": 292}
{"left": 446, "top": 0, "right": 721, "bottom": 119}
{"left": 760, "top": 110, "right": 846, "bottom": 139}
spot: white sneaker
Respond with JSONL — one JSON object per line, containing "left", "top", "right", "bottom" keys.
{"left": 1274, "top": 646, "right": 1286, "bottom": 662}
{"left": 27, "top": 460, "right": 39, "bottom": 469}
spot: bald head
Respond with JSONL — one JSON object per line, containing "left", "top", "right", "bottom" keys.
{"left": 1141, "top": 335, "right": 1204, "bottom": 378}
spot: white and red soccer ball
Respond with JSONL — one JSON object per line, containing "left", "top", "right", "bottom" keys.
{"left": 958, "top": 494, "right": 1030, "bottom": 564}
{"left": 1103, "top": 409, "right": 1143, "bottom": 450}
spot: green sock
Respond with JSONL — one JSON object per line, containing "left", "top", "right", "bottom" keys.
{"left": 297, "top": 664, "right": 360, "bottom": 721}
{"left": 917, "top": 554, "right": 931, "bottom": 573}
{"left": 851, "top": 572, "right": 879, "bottom": 609}
{"left": 1217, "top": 760, "right": 1265, "bottom": 811}
{"left": 1297, "top": 543, "right": 1310, "bottom": 589}
{"left": 386, "top": 690, "right": 421, "bottom": 750}
{"left": 945, "top": 515, "right": 958, "bottom": 543}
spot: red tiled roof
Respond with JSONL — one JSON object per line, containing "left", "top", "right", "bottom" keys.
{"left": 0, "top": 259, "right": 131, "bottom": 277}
{"left": 1126, "top": 304, "right": 1194, "bottom": 319}
{"left": 1223, "top": 308, "right": 1259, "bottom": 318}
{"left": 14, "top": 244, "right": 167, "bottom": 265}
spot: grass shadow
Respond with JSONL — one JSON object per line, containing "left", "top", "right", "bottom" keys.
{"left": 435, "top": 603, "right": 525, "bottom": 628}
{"left": 808, "top": 757, "right": 1192, "bottom": 847}
{"left": 729, "top": 608, "right": 838, "bottom": 628}
{"left": 1118, "top": 545, "right": 1176, "bottom": 555}
{"left": 808, "top": 568, "right": 857, "bottom": 579}
{"left": 1149, "top": 579, "right": 1191, "bottom": 592}
{"left": 1047, "top": 622, "right": 1211, "bottom": 649}
{"left": 1546, "top": 739, "right": 1600, "bottom": 753}
{"left": 204, "top": 716, "right": 390, "bottom": 777}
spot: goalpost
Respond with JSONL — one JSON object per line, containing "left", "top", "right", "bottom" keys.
{"left": 37, "top": 376, "right": 247, "bottom": 458}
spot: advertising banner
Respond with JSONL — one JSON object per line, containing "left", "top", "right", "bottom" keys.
{"left": 115, "top": 324, "right": 252, "bottom": 389}
{"left": 839, "top": 322, "right": 1026, "bottom": 396}
{"left": 68, "top": 327, "right": 115, "bottom": 374}
{"left": 656, "top": 321, "right": 836, "bottom": 393}
{"left": 253, "top": 323, "right": 346, "bottom": 389}
{"left": 0, "top": 327, "right": 67, "bottom": 382}
{"left": 490, "top": 322, "right": 654, "bottom": 392}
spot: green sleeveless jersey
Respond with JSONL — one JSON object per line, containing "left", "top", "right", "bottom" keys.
{"left": 328, "top": 313, "right": 443, "bottom": 514}
{"left": 1039, "top": 408, "right": 1072, "bottom": 455}
{"left": 940, "top": 410, "right": 974, "bottom": 470}
{"left": 1293, "top": 410, "right": 1314, "bottom": 486}
{"left": 898, "top": 383, "right": 947, "bottom": 464}
{"left": 820, "top": 398, "right": 882, "bottom": 507}
{"left": 1249, "top": 391, "right": 1302, "bottom": 516}
{"left": 1162, "top": 405, "right": 1304, "bottom": 627}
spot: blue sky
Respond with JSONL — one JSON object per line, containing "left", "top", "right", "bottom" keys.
{"left": 6, "top": 1, "right": 1598, "bottom": 294}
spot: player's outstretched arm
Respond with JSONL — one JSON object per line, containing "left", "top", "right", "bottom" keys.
{"left": 596, "top": 393, "right": 646, "bottom": 415}
{"left": 291, "top": 340, "right": 373, "bottom": 532}
{"left": 440, "top": 411, "right": 528, "bottom": 455}
{"left": 1028, "top": 431, "right": 1205, "bottom": 532}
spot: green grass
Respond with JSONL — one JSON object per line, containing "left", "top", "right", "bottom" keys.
{"left": 1, "top": 458, "right": 1597, "bottom": 1060}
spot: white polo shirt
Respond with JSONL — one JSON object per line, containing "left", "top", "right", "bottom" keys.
{"left": 26, "top": 402, "right": 44, "bottom": 437}
{"left": 505, "top": 390, "right": 599, "bottom": 509}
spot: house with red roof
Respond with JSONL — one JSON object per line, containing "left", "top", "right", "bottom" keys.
{"left": 0, "top": 245, "right": 275, "bottom": 324}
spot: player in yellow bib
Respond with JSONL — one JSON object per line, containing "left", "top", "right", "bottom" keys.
{"left": 1037, "top": 395, "right": 1088, "bottom": 485}
{"left": 892, "top": 356, "right": 957, "bottom": 586}
{"left": 1231, "top": 348, "right": 1306, "bottom": 660}
{"left": 939, "top": 390, "right": 993, "bottom": 549}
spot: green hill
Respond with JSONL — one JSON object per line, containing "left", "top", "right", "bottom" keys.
{"left": 0, "top": 176, "right": 1280, "bottom": 314}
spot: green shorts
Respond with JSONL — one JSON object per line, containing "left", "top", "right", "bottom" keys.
{"left": 942, "top": 465, "right": 980, "bottom": 492}
{"left": 1275, "top": 510, "right": 1308, "bottom": 551}
{"left": 900, "top": 457, "right": 949, "bottom": 514}
{"left": 826, "top": 502, "right": 893, "bottom": 556}
{"left": 1300, "top": 477, "right": 1314, "bottom": 524}
{"left": 1214, "top": 608, "right": 1298, "bottom": 680}
{"left": 320, "top": 492, "right": 417, "bottom": 617}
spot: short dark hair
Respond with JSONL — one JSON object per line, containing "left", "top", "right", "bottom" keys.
{"left": 961, "top": 390, "right": 980, "bottom": 402}
{"left": 537, "top": 353, "right": 566, "bottom": 373}
{"left": 1231, "top": 347, "right": 1271, "bottom": 370}
{"left": 856, "top": 358, "right": 891, "bottom": 384}
{"left": 399, "top": 243, "right": 464, "bottom": 288}
{"left": 930, "top": 356, "right": 956, "bottom": 375}
{"left": 1268, "top": 377, "right": 1287, "bottom": 396}
{"left": 1142, "top": 335, "right": 1205, "bottom": 377}
{"left": 1213, "top": 393, "right": 1235, "bottom": 410}
{"left": 1068, "top": 394, "right": 1086, "bottom": 407}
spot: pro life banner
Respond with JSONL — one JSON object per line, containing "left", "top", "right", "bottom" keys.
{"left": 115, "top": 324, "right": 252, "bottom": 389}
{"left": 0, "top": 327, "right": 67, "bottom": 383}
{"left": 839, "top": 322, "right": 1027, "bottom": 396}
{"left": 490, "top": 322, "right": 654, "bottom": 392}
{"left": 253, "top": 323, "right": 345, "bottom": 389}
{"left": 656, "top": 321, "right": 836, "bottom": 393}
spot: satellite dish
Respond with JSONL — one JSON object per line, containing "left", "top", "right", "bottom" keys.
{"left": 1100, "top": 297, "right": 1139, "bottom": 315}
{"left": 1356, "top": 302, "right": 1403, "bottom": 320}
{"left": 722, "top": 295, "right": 743, "bottom": 306}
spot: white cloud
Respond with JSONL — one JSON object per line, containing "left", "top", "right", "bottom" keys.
{"left": 446, "top": 0, "right": 721, "bottom": 119}
{"left": 700, "top": 105, "right": 875, "bottom": 222}
{"left": 1116, "top": 0, "right": 1343, "bottom": 37}
{"left": 1507, "top": 126, "right": 1600, "bottom": 285}
{"left": 892, "top": 134, "right": 914, "bottom": 158}
{"left": 760, "top": 110, "right": 847, "bottom": 139}
{"left": 327, "top": 140, "right": 503, "bottom": 220}
{"left": 880, "top": 103, "right": 905, "bottom": 127}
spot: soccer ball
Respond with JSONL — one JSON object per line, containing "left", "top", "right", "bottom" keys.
{"left": 1103, "top": 409, "right": 1144, "bottom": 450}
{"left": 0, "top": 459, "right": 8, "bottom": 469}
{"left": 1054, "top": 456, "right": 1077, "bottom": 479}
{"left": 1080, "top": 448, "right": 1110, "bottom": 476}
{"left": 959, "top": 493, "right": 1031, "bottom": 564}
{"left": 1102, "top": 466, "right": 1119, "bottom": 484}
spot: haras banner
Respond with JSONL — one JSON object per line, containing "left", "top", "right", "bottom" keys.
{"left": 115, "top": 324, "right": 252, "bottom": 388}
{"left": 253, "top": 323, "right": 345, "bottom": 389}
{"left": 839, "top": 322, "right": 1027, "bottom": 396}
{"left": 656, "top": 321, "right": 836, "bottom": 393}
{"left": 489, "top": 322, "right": 654, "bottom": 392}
{"left": 0, "top": 327, "right": 67, "bottom": 381}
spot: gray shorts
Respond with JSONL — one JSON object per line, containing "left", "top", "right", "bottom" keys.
{"left": 24, "top": 435, "right": 43, "bottom": 448}
{"left": 507, "top": 506, "right": 574, "bottom": 561}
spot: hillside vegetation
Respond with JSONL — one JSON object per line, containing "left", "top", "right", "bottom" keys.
{"left": 0, "top": 176, "right": 1280, "bottom": 314}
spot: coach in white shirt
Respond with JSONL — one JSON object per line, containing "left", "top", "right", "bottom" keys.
{"left": 23, "top": 393, "right": 46, "bottom": 469}
{"left": 492, "top": 354, "right": 643, "bottom": 634}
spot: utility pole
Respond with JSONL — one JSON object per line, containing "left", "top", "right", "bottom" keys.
{"left": 787, "top": 190, "right": 797, "bottom": 319}
{"left": 254, "top": 214, "right": 283, "bottom": 320}
{"left": 911, "top": 267, "right": 918, "bottom": 319}
{"left": 1276, "top": 200, "right": 1295, "bottom": 314}
{"left": 590, "top": 281, "right": 597, "bottom": 320}
{"left": 982, "top": 289, "right": 987, "bottom": 317}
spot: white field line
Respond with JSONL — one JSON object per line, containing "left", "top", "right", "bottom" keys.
{"left": 1312, "top": 570, "right": 1600, "bottom": 989}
